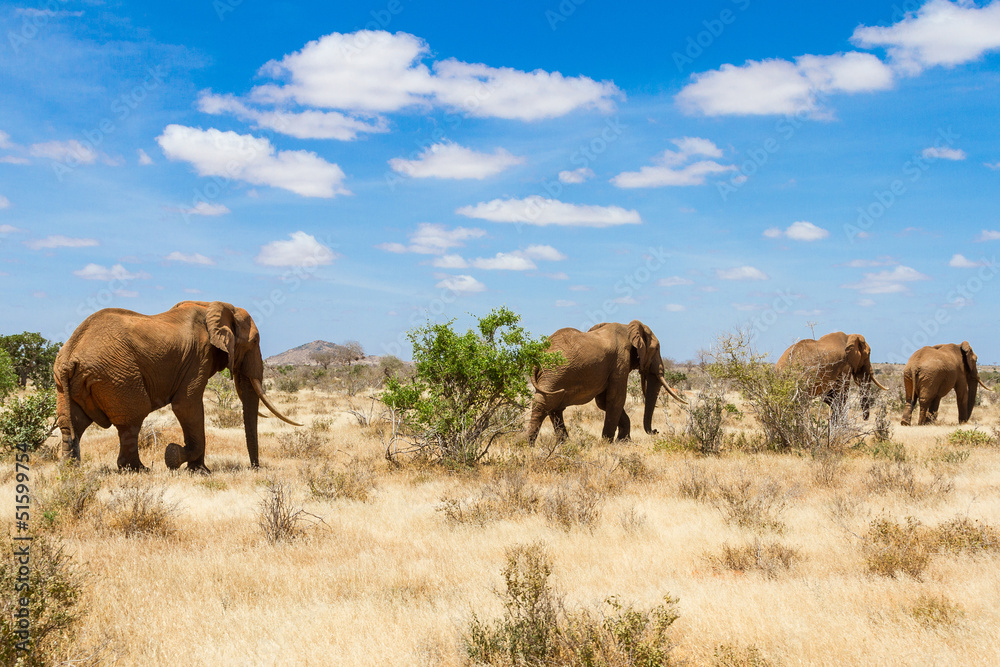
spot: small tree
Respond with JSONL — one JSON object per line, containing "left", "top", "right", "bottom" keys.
{"left": 0, "top": 332, "right": 60, "bottom": 389}
{"left": 310, "top": 350, "right": 337, "bottom": 370}
{"left": 0, "top": 349, "right": 17, "bottom": 403}
{"left": 0, "top": 389, "right": 57, "bottom": 452}
{"left": 382, "top": 307, "right": 562, "bottom": 466}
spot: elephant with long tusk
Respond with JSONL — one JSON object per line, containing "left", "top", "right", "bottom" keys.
{"left": 775, "top": 332, "right": 887, "bottom": 420}
{"left": 526, "top": 320, "right": 686, "bottom": 444}
{"left": 900, "top": 341, "right": 994, "bottom": 426}
{"left": 54, "top": 300, "right": 301, "bottom": 472}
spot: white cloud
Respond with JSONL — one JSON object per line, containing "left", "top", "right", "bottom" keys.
{"left": 165, "top": 252, "right": 215, "bottom": 266}
{"left": 0, "top": 156, "right": 29, "bottom": 165}
{"left": 29, "top": 140, "right": 99, "bottom": 164}
{"left": 435, "top": 274, "right": 486, "bottom": 294}
{"left": 659, "top": 276, "right": 694, "bottom": 287}
{"left": 949, "top": 253, "right": 984, "bottom": 268}
{"left": 457, "top": 196, "right": 641, "bottom": 227}
{"left": 558, "top": 168, "right": 594, "bottom": 184}
{"left": 858, "top": 298, "right": 876, "bottom": 307}
{"left": 250, "top": 30, "right": 620, "bottom": 122}
{"left": 472, "top": 253, "right": 537, "bottom": 271}
{"left": 0, "top": 131, "right": 11, "bottom": 149}
{"left": 137, "top": 149, "right": 153, "bottom": 165}
{"left": 522, "top": 245, "right": 567, "bottom": 261}
{"left": 851, "top": 0, "right": 1000, "bottom": 74}
{"left": 25, "top": 235, "right": 99, "bottom": 250}
{"left": 765, "top": 221, "right": 830, "bottom": 241}
{"left": 841, "top": 265, "right": 930, "bottom": 293}
{"left": 677, "top": 52, "right": 893, "bottom": 116}
{"left": 73, "top": 264, "right": 149, "bottom": 281}
{"left": 389, "top": 142, "right": 523, "bottom": 180}
{"left": 611, "top": 137, "right": 733, "bottom": 188}
{"left": 717, "top": 266, "right": 769, "bottom": 281}
{"left": 377, "top": 223, "right": 485, "bottom": 255}
{"left": 976, "top": 230, "right": 1000, "bottom": 241}
{"left": 156, "top": 125, "right": 349, "bottom": 198}
{"left": 0, "top": 195, "right": 9, "bottom": 209}
{"left": 921, "top": 146, "right": 966, "bottom": 160}
{"left": 555, "top": 300, "right": 576, "bottom": 307}
{"left": 985, "top": 161, "right": 1000, "bottom": 170}
{"left": 843, "top": 257, "right": 897, "bottom": 267}
{"left": 180, "top": 202, "right": 230, "bottom": 216}
{"left": 198, "top": 91, "right": 387, "bottom": 141}
{"left": 431, "top": 254, "right": 469, "bottom": 269}
{"left": 255, "top": 231, "right": 337, "bottom": 267}
{"left": 664, "top": 304, "right": 686, "bottom": 312}
{"left": 0, "top": 224, "right": 22, "bottom": 233}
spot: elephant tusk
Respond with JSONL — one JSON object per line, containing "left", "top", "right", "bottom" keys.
{"left": 251, "top": 378, "right": 303, "bottom": 426}
{"left": 658, "top": 375, "right": 688, "bottom": 405}
{"left": 871, "top": 375, "right": 889, "bottom": 391}
{"left": 258, "top": 410, "right": 270, "bottom": 419}
{"left": 979, "top": 377, "right": 995, "bottom": 393}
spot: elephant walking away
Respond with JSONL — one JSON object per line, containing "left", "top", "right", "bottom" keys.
{"left": 775, "top": 332, "right": 888, "bottom": 419}
{"left": 54, "top": 301, "right": 301, "bottom": 471}
{"left": 900, "top": 342, "right": 993, "bottom": 425}
{"left": 527, "top": 320, "right": 686, "bottom": 444}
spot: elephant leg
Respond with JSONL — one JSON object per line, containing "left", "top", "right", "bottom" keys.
{"left": 58, "top": 398, "right": 91, "bottom": 462}
{"left": 616, "top": 410, "right": 631, "bottom": 441}
{"left": 169, "top": 399, "right": 210, "bottom": 472}
{"left": 526, "top": 396, "right": 548, "bottom": 445}
{"left": 115, "top": 423, "right": 146, "bottom": 471}
{"left": 550, "top": 410, "right": 569, "bottom": 442}
{"left": 602, "top": 386, "right": 629, "bottom": 441}
{"left": 917, "top": 398, "right": 931, "bottom": 426}
{"left": 928, "top": 396, "right": 943, "bottom": 423}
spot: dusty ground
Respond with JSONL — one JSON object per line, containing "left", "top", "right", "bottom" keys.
{"left": 5, "top": 377, "right": 1000, "bottom": 666}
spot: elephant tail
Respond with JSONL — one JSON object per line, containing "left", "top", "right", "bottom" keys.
{"left": 906, "top": 368, "right": 919, "bottom": 409}
{"left": 55, "top": 361, "right": 77, "bottom": 442}
{"left": 530, "top": 367, "right": 564, "bottom": 399}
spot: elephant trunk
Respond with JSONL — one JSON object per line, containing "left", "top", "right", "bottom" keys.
{"left": 235, "top": 374, "right": 260, "bottom": 467}
{"left": 642, "top": 372, "right": 661, "bottom": 434}
{"left": 968, "top": 381, "right": 978, "bottom": 421}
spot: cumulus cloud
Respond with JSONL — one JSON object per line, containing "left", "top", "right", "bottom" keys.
{"left": 0, "top": 224, "right": 21, "bottom": 234}
{"left": 165, "top": 252, "right": 215, "bottom": 266}
{"left": 985, "top": 161, "right": 1000, "bottom": 170}
{"left": 73, "top": 264, "right": 150, "bottom": 281}
{"left": 25, "top": 235, "right": 99, "bottom": 250}
{"left": 717, "top": 266, "right": 769, "bottom": 281}
{"left": 457, "top": 196, "right": 641, "bottom": 227}
{"left": 949, "top": 253, "right": 984, "bottom": 268}
{"left": 389, "top": 142, "right": 523, "bottom": 180}
{"left": 851, "top": 0, "right": 1000, "bottom": 74}
{"left": 377, "top": 223, "right": 485, "bottom": 255}
{"left": 841, "top": 265, "right": 930, "bottom": 293}
{"left": 255, "top": 231, "right": 337, "bottom": 267}
{"left": 677, "top": 52, "right": 893, "bottom": 116}
{"left": 435, "top": 274, "right": 486, "bottom": 294}
{"left": 522, "top": 245, "right": 567, "bottom": 261}
{"left": 247, "top": 30, "right": 620, "bottom": 122}
{"left": 471, "top": 252, "right": 537, "bottom": 271}
{"left": 198, "top": 91, "right": 388, "bottom": 141}
{"left": 976, "top": 230, "right": 1000, "bottom": 241}
{"left": 431, "top": 254, "right": 469, "bottom": 269}
{"left": 611, "top": 137, "right": 734, "bottom": 188}
{"left": 764, "top": 221, "right": 830, "bottom": 241}
{"left": 921, "top": 146, "right": 966, "bottom": 160}
{"left": 179, "top": 202, "right": 230, "bottom": 216}
{"left": 137, "top": 149, "right": 153, "bottom": 165}
{"left": 156, "top": 125, "right": 349, "bottom": 198}
{"left": 29, "top": 140, "right": 99, "bottom": 164}
{"left": 558, "top": 168, "right": 594, "bottom": 184}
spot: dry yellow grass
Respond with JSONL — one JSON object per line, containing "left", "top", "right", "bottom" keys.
{"left": 6, "top": 383, "right": 1000, "bottom": 665}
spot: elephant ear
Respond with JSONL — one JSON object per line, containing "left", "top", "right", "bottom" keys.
{"left": 845, "top": 334, "right": 869, "bottom": 372}
{"left": 628, "top": 320, "right": 652, "bottom": 370}
{"left": 961, "top": 341, "right": 977, "bottom": 374}
{"left": 206, "top": 301, "right": 237, "bottom": 362}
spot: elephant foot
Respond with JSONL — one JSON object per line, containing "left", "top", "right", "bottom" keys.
{"left": 164, "top": 442, "right": 186, "bottom": 470}
{"left": 186, "top": 460, "right": 212, "bottom": 475}
{"left": 117, "top": 461, "right": 149, "bottom": 472}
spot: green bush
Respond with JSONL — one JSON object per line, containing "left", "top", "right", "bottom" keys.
{"left": 0, "top": 389, "right": 57, "bottom": 452}
{"left": 0, "top": 349, "right": 17, "bottom": 402}
{"left": 382, "top": 307, "right": 562, "bottom": 466}
{"left": 0, "top": 535, "right": 85, "bottom": 666}
{"left": 0, "top": 332, "right": 60, "bottom": 389}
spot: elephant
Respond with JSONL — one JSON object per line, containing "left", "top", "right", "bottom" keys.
{"left": 53, "top": 301, "right": 301, "bottom": 471}
{"left": 775, "top": 332, "right": 888, "bottom": 419}
{"left": 526, "top": 320, "right": 686, "bottom": 444}
{"left": 900, "top": 342, "right": 993, "bottom": 425}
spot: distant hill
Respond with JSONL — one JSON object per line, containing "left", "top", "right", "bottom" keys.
{"left": 266, "top": 340, "right": 377, "bottom": 367}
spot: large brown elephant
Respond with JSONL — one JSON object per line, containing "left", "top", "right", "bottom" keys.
{"left": 526, "top": 320, "right": 686, "bottom": 444}
{"left": 775, "top": 332, "right": 888, "bottom": 419}
{"left": 53, "top": 301, "right": 300, "bottom": 471}
{"left": 900, "top": 342, "right": 993, "bottom": 425}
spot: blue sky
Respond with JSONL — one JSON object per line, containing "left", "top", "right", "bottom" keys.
{"left": 1, "top": 0, "right": 999, "bottom": 363}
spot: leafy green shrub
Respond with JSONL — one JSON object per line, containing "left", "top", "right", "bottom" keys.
{"left": 0, "top": 535, "right": 85, "bottom": 666}
{"left": 686, "top": 390, "right": 737, "bottom": 455}
{"left": 382, "top": 307, "right": 561, "bottom": 466}
{"left": 0, "top": 389, "right": 57, "bottom": 452}
{"left": 948, "top": 429, "right": 992, "bottom": 447}
{"left": 464, "top": 543, "right": 679, "bottom": 666}
{"left": 0, "top": 348, "right": 17, "bottom": 402}
{"left": 0, "top": 332, "right": 60, "bottom": 389}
